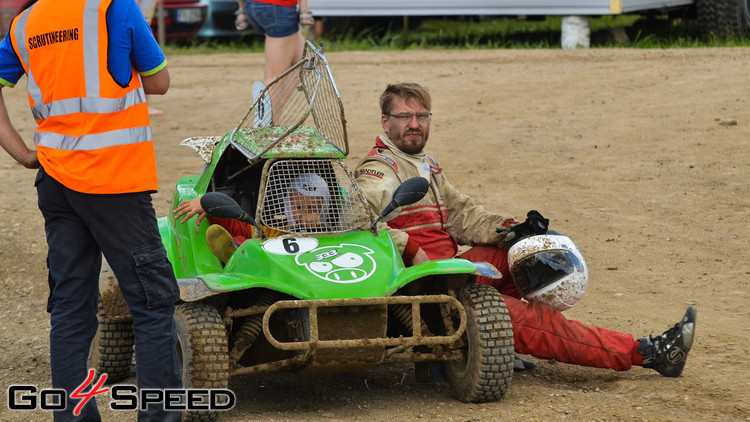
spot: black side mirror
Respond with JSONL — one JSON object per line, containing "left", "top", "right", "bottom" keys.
{"left": 371, "top": 177, "right": 430, "bottom": 232}
{"left": 200, "top": 192, "right": 267, "bottom": 239}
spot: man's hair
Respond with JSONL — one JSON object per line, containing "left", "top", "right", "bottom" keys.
{"left": 379, "top": 83, "right": 432, "bottom": 114}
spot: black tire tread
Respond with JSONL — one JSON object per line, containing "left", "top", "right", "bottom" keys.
{"left": 444, "top": 283, "right": 514, "bottom": 403}
{"left": 88, "top": 296, "right": 135, "bottom": 383}
{"left": 175, "top": 302, "right": 230, "bottom": 422}
{"left": 88, "top": 321, "right": 135, "bottom": 382}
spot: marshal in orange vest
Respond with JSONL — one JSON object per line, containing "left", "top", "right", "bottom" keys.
{"left": 10, "top": 0, "right": 157, "bottom": 194}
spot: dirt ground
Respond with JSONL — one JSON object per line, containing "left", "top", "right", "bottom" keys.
{"left": 1, "top": 47, "right": 749, "bottom": 421}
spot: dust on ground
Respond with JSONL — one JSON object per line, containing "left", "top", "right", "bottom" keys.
{"left": 0, "top": 47, "right": 748, "bottom": 421}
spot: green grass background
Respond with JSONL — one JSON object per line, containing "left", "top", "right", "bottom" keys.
{"left": 165, "top": 14, "right": 750, "bottom": 55}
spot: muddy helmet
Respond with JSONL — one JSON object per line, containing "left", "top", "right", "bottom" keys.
{"left": 508, "top": 233, "right": 588, "bottom": 311}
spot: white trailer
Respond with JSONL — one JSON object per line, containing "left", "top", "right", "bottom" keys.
{"left": 308, "top": 0, "right": 750, "bottom": 39}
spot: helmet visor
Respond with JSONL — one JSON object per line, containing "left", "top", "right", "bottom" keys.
{"left": 511, "top": 249, "right": 584, "bottom": 295}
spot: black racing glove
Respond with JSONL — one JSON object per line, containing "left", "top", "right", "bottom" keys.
{"left": 524, "top": 210, "right": 550, "bottom": 235}
{"left": 496, "top": 210, "right": 549, "bottom": 248}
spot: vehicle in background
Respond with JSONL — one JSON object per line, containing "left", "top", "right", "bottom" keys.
{"left": 196, "top": 0, "right": 255, "bottom": 38}
{"left": 0, "top": 0, "right": 208, "bottom": 40}
{"left": 307, "top": 0, "right": 750, "bottom": 38}
{"left": 3, "top": 0, "right": 746, "bottom": 42}
{"left": 151, "top": 0, "right": 208, "bottom": 40}
{"left": 0, "top": 0, "right": 33, "bottom": 37}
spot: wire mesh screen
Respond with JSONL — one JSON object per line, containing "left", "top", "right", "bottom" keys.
{"left": 258, "top": 159, "right": 374, "bottom": 235}
{"left": 231, "top": 41, "right": 347, "bottom": 161}
{"left": 300, "top": 42, "right": 348, "bottom": 154}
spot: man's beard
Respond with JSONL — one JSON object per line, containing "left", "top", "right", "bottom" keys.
{"left": 394, "top": 128, "right": 429, "bottom": 154}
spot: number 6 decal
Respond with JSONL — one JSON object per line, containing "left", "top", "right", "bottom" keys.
{"left": 282, "top": 238, "right": 300, "bottom": 254}
{"left": 262, "top": 237, "right": 318, "bottom": 255}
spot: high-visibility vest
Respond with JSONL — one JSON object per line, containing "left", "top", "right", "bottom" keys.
{"left": 10, "top": 0, "right": 158, "bottom": 194}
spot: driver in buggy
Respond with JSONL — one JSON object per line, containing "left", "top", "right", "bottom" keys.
{"left": 174, "top": 172, "right": 331, "bottom": 264}
{"left": 283, "top": 172, "right": 332, "bottom": 232}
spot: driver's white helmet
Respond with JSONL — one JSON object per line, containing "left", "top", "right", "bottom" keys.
{"left": 508, "top": 234, "right": 588, "bottom": 311}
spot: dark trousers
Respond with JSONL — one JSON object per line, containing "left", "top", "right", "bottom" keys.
{"left": 36, "top": 169, "right": 182, "bottom": 421}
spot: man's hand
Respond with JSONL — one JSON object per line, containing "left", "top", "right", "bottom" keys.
{"left": 173, "top": 197, "right": 207, "bottom": 225}
{"left": 16, "top": 148, "right": 39, "bottom": 169}
{"left": 497, "top": 210, "right": 550, "bottom": 249}
{"left": 410, "top": 247, "right": 430, "bottom": 266}
{"left": 496, "top": 225, "right": 516, "bottom": 249}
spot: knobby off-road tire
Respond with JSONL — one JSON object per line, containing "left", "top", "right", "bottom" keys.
{"left": 444, "top": 283, "right": 514, "bottom": 403}
{"left": 697, "top": 0, "right": 750, "bottom": 38}
{"left": 175, "top": 302, "right": 230, "bottom": 422}
{"left": 87, "top": 305, "right": 135, "bottom": 383}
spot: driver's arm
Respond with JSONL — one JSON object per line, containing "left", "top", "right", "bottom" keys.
{"left": 173, "top": 197, "right": 207, "bottom": 225}
{"left": 439, "top": 172, "right": 512, "bottom": 246}
{"left": 356, "top": 160, "right": 423, "bottom": 263}
{"left": 355, "top": 160, "right": 403, "bottom": 216}
{"left": 368, "top": 221, "right": 424, "bottom": 266}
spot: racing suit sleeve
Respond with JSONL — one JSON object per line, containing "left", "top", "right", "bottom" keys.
{"left": 438, "top": 172, "right": 513, "bottom": 247}
{"left": 355, "top": 159, "right": 411, "bottom": 255}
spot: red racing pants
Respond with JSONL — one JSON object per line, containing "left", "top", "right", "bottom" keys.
{"left": 459, "top": 245, "right": 637, "bottom": 371}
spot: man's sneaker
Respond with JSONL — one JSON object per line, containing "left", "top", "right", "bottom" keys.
{"left": 206, "top": 224, "right": 237, "bottom": 265}
{"left": 639, "top": 306, "right": 696, "bottom": 377}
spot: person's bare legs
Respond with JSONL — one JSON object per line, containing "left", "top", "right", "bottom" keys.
{"left": 146, "top": 95, "right": 164, "bottom": 116}
{"left": 264, "top": 31, "right": 304, "bottom": 123}
{"left": 263, "top": 31, "right": 304, "bottom": 85}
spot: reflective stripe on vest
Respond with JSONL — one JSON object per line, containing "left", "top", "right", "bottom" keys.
{"left": 11, "top": 8, "right": 40, "bottom": 105}
{"left": 29, "top": 91, "right": 147, "bottom": 121}
{"left": 35, "top": 126, "right": 153, "bottom": 151}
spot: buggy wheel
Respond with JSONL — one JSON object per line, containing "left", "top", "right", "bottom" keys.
{"left": 175, "top": 302, "right": 230, "bottom": 422}
{"left": 87, "top": 320, "right": 134, "bottom": 382}
{"left": 444, "top": 283, "right": 514, "bottom": 403}
{"left": 89, "top": 257, "right": 135, "bottom": 382}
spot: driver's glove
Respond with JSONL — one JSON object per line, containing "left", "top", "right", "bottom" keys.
{"left": 496, "top": 218, "right": 519, "bottom": 249}
{"left": 525, "top": 210, "right": 549, "bottom": 235}
{"left": 496, "top": 210, "right": 550, "bottom": 249}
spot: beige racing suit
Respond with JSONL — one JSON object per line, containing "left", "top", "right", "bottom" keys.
{"left": 356, "top": 133, "right": 514, "bottom": 262}
{"left": 354, "top": 133, "right": 642, "bottom": 372}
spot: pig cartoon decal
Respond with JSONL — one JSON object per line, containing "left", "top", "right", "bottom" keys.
{"left": 295, "top": 244, "right": 376, "bottom": 283}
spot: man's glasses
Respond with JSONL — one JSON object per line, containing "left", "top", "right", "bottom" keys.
{"left": 385, "top": 112, "right": 432, "bottom": 122}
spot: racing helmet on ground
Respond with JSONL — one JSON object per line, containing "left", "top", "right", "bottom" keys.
{"left": 508, "top": 233, "right": 588, "bottom": 311}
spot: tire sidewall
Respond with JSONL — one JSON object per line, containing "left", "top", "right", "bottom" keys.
{"left": 174, "top": 306, "right": 195, "bottom": 388}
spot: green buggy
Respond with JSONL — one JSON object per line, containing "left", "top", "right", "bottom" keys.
{"left": 88, "top": 42, "right": 514, "bottom": 421}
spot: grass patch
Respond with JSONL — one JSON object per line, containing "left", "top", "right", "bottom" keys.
{"left": 164, "top": 14, "right": 750, "bottom": 55}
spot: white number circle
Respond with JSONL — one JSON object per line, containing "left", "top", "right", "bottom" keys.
{"left": 262, "top": 237, "right": 319, "bottom": 255}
